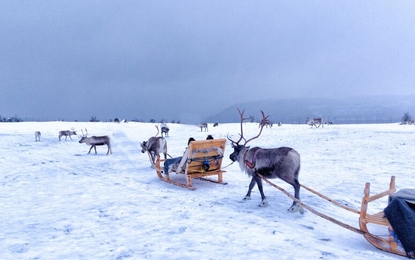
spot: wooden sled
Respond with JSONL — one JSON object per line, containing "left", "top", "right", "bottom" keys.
{"left": 257, "top": 174, "right": 408, "bottom": 258}
{"left": 359, "top": 176, "right": 406, "bottom": 257}
{"left": 154, "top": 138, "right": 227, "bottom": 190}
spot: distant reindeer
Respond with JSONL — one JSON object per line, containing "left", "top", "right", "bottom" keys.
{"left": 326, "top": 121, "right": 334, "bottom": 125}
{"left": 199, "top": 123, "right": 208, "bottom": 132}
{"left": 306, "top": 117, "right": 324, "bottom": 128}
{"left": 160, "top": 123, "right": 170, "bottom": 137}
{"left": 228, "top": 108, "right": 303, "bottom": 214}
{"left": 140, "top": 126, "right": 168, "bottom": 166}
{"left": 35, "top": 131, "right": 41, "bottom": 142}
{"left": 59, "top": 128, "right": 77, "bottom": 141}
{"left": 78, "top": 129, "right": 112, "bottom": 155}
{"left": 213, "top": 123, "right": 219, "bottom": 127}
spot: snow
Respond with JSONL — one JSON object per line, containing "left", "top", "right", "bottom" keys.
{"left": 1, "top": 121, "right": 413, "bottom": 259}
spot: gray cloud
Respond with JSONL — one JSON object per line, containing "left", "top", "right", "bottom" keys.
{"left": 1, "top": 1, "right": 415, "bottom": 122}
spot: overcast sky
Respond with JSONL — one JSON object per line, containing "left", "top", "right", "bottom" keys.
{"left": 1, "top": 1, "right": 415, "bottom": 123}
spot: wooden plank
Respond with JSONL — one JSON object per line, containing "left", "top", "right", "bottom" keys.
{"left": 364, "top": 211, "right": 389, "bottom": 226}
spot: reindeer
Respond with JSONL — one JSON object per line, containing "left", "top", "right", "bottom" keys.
{"left": 228, "top": 109, "right": 304, "bottom": 214}
{"left": 140, "top": 126, "right": 168, "bottom": 166}
{"left": 59, "top": 128, "right": 77, "bottom": 141}
{"left": 78, "top": 129, "right": 112, "bottom": 155}
{"left": 35, "top": 131, "right": 41, "bottom": 142}
{"left": 306, "top": 117, "right": 324, "bottom": 128}
{"left": 213, "top": 123, "right": 219, "bottom": 127}
{"left": 199, "top": 123, "right": 208, "bottom": 132}
{"left": 160, "top": 123, "right": 169, "bottom": 137}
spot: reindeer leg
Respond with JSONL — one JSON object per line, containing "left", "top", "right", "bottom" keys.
{"left": 93, "top": 145, "right": 97, "bottom": 154}
{"left": 150, "top": 152, "right": 156, "bottom": 168}
{"left": 253, "top": 174, "right": 268, "bottom": 207}
{"left": 243, "top": 177, "right": 256, "bottom": 200}
{"left": 287, "top": 179, "right": 304, "bottom": 214}
{"left": 88, "top": 145, "right": 93, "bottom": 154}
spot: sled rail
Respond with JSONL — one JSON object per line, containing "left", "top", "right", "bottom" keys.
{"left": 257, "top": 174, "right": 407, "bottom": 258}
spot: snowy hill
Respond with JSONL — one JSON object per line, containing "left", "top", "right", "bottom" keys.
{"left": 205, "top": 95, "right": 415, "bottom": 124}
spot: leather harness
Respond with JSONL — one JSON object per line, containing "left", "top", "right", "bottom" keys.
{"left": 244, "top": 148, "right": 262, "bottom": 169}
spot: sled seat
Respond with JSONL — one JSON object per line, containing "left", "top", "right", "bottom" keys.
{"left": 155, "top": 139, "right": 227, "bottom": 190}
{"left": 359, "top": 176, "right": 406, "bottom": 257}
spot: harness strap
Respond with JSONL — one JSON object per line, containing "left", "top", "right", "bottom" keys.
{"left": 245, "top": 148, "right": 262, "bottom": 169}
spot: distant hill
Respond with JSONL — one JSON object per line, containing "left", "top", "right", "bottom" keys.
{"left": 205, "top": 95, "right": 415, "bottom": 124}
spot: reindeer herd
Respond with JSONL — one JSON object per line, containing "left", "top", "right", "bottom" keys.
{"left": 30, "top": 112, "right": 327, "bottom": 215}
{"left": 33, "top": 127, "right": 113, "bottom": 155}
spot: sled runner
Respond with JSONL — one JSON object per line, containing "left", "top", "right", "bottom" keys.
{"left": 257, "top": 174, "right": 409, "bottom": 258}
{"left": 154, "top": 139, "right": 227, "bottom": 190}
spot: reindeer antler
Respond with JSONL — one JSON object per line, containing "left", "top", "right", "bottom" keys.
{"left": 243, "top": 110, "right": 269, "bottom": 145}
{"left": 154, "top": 125, "right": 160, "bottom": 137}
{"left": 81, "top": 128, "right": 88, "bottom": 137}
{"left": 228, "top": 108, "right": 269, "bottom": 147}
{"left": 227, "top": 108, "right": 247, "bottom": 146}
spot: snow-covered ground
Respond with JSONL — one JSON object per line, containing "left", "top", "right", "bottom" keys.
{"left": 1, "top": 121, "right": 413, "bottom": 259}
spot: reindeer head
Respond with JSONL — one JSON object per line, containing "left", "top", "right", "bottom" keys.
{"left": 140, "top": 141, "right": 148, "bottom": 153}
{"left": 228, "top": 108, "right": 269, "bottom": 162}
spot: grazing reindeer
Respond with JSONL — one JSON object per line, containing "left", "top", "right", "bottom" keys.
{"left": 78, "top": 130, "right": 112, "bottom": 155}
{"left": 199, "top": 123, "right": 208, "bottom": 132}
{"left": 213, "top": 123, "right": 219, "bottom": 127}
{"left": 306, "top": 117, "right": 324, "bottom": 128}
{"left": 140, "top": 126, "right": 168, "bottom": 166}
{"left": 59, "top": 128, "right": 77, "bottom": 141}
{"left": 228, "top": 108, "right": 303, "bottom": 214}
{"left": 35, "top": 131, "right": 41, "bottom": 142}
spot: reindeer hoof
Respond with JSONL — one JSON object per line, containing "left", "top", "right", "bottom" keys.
{"left": 259, "top": 199, "right": 268, "bottom": 207}
{"left": 243, "top": 196, "right": 251, "bottom": 201}
{"left": 288, "top": 205, "right": 304, "bottom": 214}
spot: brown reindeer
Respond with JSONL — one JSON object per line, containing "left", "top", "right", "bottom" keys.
{"left": 59, "top": 128, "right": 77, "bottom": 141}
{"left": 199, "top": 123, "right": 208, "bottom": 132}
{"left": 79, "top": 136, "right": 112, "bottom": 155}
{"left": 78, "top": 129, "right": 112, "bottom": 155}
{"left": 140, "top": 125, "right": 168, "bottom": 166}
{"left": 35, "top": 131, "right": 41, "bottom": 142}
{"left": 228, "top": 109, "right": 303, "bottom": 214}
{"left": 160, "top": 123, "right": 169, "bottom": 137}
{"left": 306, "top": 117, "right": 324, "bottom": 128}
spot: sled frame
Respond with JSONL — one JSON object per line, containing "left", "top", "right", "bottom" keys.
{"left": 359, "top": 176, "right": 406, "bottom": 257}
{"left": 257, "top": 174, "right": 407, "bottom": 258}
